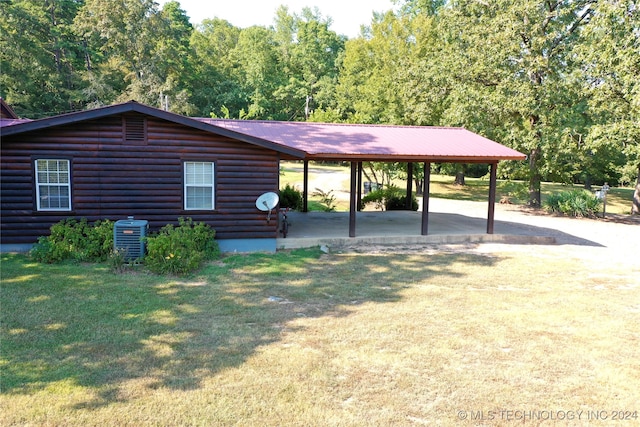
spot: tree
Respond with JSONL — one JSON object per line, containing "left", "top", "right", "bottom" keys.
{"left": 189, "top": 18, "right": 246, "bottom": 117}
{"left": 335, "top": 11, "right": 417, "bottom": 124}
{"left": 155, "top": 1, "right": 196, "bottom": 115}
{"left": 361, "top": 162, "right": 403, "bottom": 188}
{"left": 578, "top": 0, "right": 640, "bottom": 214}
{"left": 230, "top": 25, "right": 285, "bottom": 119}
{"left": 396, "top": 0, "right": 446, "bottom": 17}
{"left": 431, "top": 0, "right": 598, "bottom": 206}
{"left": 271, "top": 7, "right": 345, "bottom": 120}
{"left": 73, "top": 0, "right": 192, "bottom": 110}
{"left": 0, "top": 0, "right": 85, "bottom": 117}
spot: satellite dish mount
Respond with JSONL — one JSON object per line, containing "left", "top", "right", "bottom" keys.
{"left": 255, "top": 192, "right": 280, "bottom": 223}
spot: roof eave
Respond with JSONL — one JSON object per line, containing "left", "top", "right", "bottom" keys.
{"left": 0, "top": 98, "right": 19, "bottom": 119}
{"left": 307, "top": 154, "right": 527, "bottom": 163}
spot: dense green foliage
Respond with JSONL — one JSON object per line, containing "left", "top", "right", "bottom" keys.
{"left": 29, "top": 218, "right": 114, "bottom": 263}
{"left": 144, "top": 217, "right": 219, "bottom": 275}
{"left": 29, "top": 216, "right": 218, "bottom": 275}
{"left": 386, "top": 195, "right": 419, "bottom": 211}
{"left": 361, "top": 189, "right": 387, "bottom": 211}
{"left": 543, "top": 190, "right": 602, "bottom": 218}
{"left": 361, "top": 185, "right": 418, "bottom": 211}
{"left": 279, "top": 184, "right": 303, "bottom": 210}
{"left": 311, "top": 188, "right": 337, "bottom": 211}
{"left": 1, "top": 0, "right": 638, "bottom": 212}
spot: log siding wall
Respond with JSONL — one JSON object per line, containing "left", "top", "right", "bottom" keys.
{"left": 1, "top": 113, "right": 281, "bottom": 244}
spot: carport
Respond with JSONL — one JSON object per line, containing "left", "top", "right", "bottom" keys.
{"left": 204, "top": 119, "right": 526, "bottom": 237}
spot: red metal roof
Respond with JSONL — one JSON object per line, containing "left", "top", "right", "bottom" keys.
{"left": 0, "top": 100, "right": 525, "bottom": 163}
{"left": 200, "top": 119, "right": 525, "bottom": 162}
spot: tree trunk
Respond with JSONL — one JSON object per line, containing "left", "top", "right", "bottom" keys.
{"left": 633, "top": 164, "right": 640, "bottom": 215}
{"left": 405, "top": 163, "right": 414, "bottom": 210}
{"left": 528, "top": 147, "right": 542, "bottom": 207}
{"left": 363, "top": 162, "right": 382, "bottom": 186}
{"left": 527, "top": 82, "right": 543, "bottom": 207}
{"left": 47, "top": 0, "right": 65, "bottom": 76}
{"left": 83, "top": 39, "right": 92, "bottom": 71}
{"left": 454, "top": 164, "right": 466, "bottom": 186}
{"left": 414, "top": 178, "right": 423, "bottom": 196}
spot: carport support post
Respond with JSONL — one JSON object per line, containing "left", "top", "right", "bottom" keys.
{"left": 357, "top": 162, "right": 363, "bottom": 211}
{"left": 303, "top": 160, "right": 309, "bottom": 212}
{"left": 421, "top": 162, "right": 431, "bottom": 235}
{"left": 406, "top": 162, "right": 414, "bottom": 210}
{"left": 349, "top": 162, "right": 358, "bottom": 237}
{"left": 487, "top": 162, "right": 497, "bottom": 234}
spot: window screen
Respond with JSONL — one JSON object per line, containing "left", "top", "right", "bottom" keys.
{"left": 184, "top": 161, "right": 215, "bottom": 210}
{"left": 35, "top": 159, "right": 71, "bottom": 211}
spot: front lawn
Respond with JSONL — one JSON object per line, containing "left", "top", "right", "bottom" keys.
{"left": 2, "top": 248, "right": 638, "bottom": 425}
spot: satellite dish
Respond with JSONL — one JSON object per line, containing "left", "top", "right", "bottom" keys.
{"left": 256, "top": 192, "right": 279, "bottom": 211}
{"left": 256, "top": 192, "right": 279, "bottom": 223}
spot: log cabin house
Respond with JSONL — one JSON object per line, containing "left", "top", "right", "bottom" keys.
{"left": 1, "top": 101, "right": 305, "bottom": 252}
{"left": 1, "top": 100, "right": 525, "bottom": 252}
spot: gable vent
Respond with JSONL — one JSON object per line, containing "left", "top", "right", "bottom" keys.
{"left": 124, "top": 115, "right": 146, "bottom": 142}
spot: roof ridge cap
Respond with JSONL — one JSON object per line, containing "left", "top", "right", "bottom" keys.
{"left": 200, "top": 118, "right": 467, "bottom": 130}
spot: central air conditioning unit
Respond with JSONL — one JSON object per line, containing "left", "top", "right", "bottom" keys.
{"left": 114, "top": 218, "right": 148, "bottom": 260}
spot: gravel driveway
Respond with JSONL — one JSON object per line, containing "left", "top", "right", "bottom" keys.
{"left": 429, "top": 198, "right": 640, "bottom": 269}
{"left": 290, "top": 165, "right": 639, "bottom": 270}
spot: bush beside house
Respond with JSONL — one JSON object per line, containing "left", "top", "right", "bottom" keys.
{"left": 30, "top": 217, "right": 219, "bottom": 275}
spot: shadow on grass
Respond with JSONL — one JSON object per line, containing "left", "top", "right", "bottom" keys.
{"left": 1, "top": 249, "right": 499, "bottom": 407}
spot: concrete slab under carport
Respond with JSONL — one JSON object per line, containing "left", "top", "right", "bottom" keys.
{"left": 276, "top": 205, "right": 558, "bottom": 251}
{"left": 276, "top": 199, "right": 598, "bottom": 249}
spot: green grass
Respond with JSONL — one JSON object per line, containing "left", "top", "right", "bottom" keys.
{"left": 2, "top": 248, "right": 639, "bottom": 425}
{"left": 409, "top": 175, "right": 634, "bottom": 215}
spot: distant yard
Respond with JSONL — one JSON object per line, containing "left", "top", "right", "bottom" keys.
{"left": 280, "top": 161, "right": 636, "bottom": 215}
{"left": 2, "top": 247, "right": 639, "bottom": 426}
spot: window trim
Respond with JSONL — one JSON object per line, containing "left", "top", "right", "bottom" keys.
{"left": 183, "top": 161, "right": 216, "bottom": 211}
{"left": 34, "top": 158, "right": 72, "bottom": 212}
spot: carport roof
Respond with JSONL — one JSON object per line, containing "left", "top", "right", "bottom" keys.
{"left": 201, "top": 118, "right": 526, "bottom": 162}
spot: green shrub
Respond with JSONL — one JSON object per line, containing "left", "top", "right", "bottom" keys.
{"left": 311, "top": 188, "right": 337, "bottom": 212}
{"left": 144, "top": 217, "right": 219, "bottom": 275}
{"left": 279, "top": 184, "right": 302, "bottom": 210}
{"left": 386, "top": 195, "right": 419, "bottom": 211}
{"left": 86, "top": 219, "right": 115, "bottom": 260}
{"left": 30, "top": 218, "right": 114, "bottom": 263}
{"left": 29, "top": 237, "right": 58, "bottom": 263}
{"left": 361, "top": 185, "right": 418, "bottom": 211}
{"left": 543, "top": 190, "right": 602, "bottom": 217}
{"left": 361, "top": 189, "right": 386, "bottom": 210}
{"left": 108, "top": 248, "right": 128, "bottom": 274}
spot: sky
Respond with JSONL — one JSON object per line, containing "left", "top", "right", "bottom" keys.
{"left": 158, "top": 0, "right": 398, "bottom": 38}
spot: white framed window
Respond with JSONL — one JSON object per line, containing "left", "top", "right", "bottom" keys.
{"left": 184, "top": 161, "right": 215, "bottom": 210}
{"left": 35, "top": 159, "right": 71, "bottom": 211}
